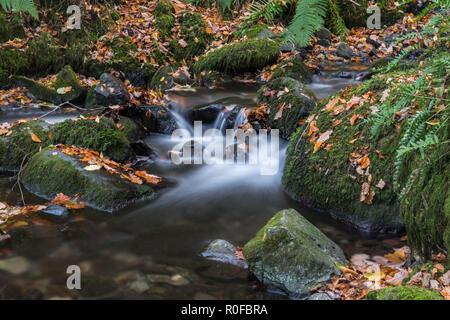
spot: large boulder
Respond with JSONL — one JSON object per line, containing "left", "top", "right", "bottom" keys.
{"left": 282, "top": 74, "right": 404, "bottom": 233}
{"left": 50, "top": 118, "right": 134, "bottom": 162}
{"left": 243, "top": 209, "right": 346, "bottom": 298}
{"left": 21, "top": 148, "right": 154, "bottom": 212}
{"left": 0, "top": 120, "right": 52, "bottom": 172}
{"left": 16, "top": 65, "right": 86, "bottom": 104}
{"left": 94, "top": 73, "right": 130, "bottom": 106}
{"left": 258, "top": 77, "right": 316, "bottom": 139}
{"left": 193, "top": 39, "right": 280, "bottom": 75}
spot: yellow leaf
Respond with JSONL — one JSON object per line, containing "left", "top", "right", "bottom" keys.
{"left": 365, "top": 272, "right": 385, "bottom": 282}
{"left": 31, "top": 132, "right": 41, "bottom": 143}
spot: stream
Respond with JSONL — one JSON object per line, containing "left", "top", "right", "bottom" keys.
{"left": 0, "top": 64, "right": 402, "bottom": 300}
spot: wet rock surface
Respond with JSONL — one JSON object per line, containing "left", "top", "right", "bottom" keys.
{"left": 243, "top": 209, "right": 347, "bottom": 298}
{"left": 201, "top": 239, "right": 247, "bottom": 268}
{"left": 94, "top": 73, "right": 130, "bottom": 106}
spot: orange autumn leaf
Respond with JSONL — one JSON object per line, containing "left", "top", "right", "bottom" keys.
{"left": 308, "top": 120, "right": 319, "bottom": 136}
{"left": 314, "top": 130, "right": 332, "bottom": 153}
{"left": 357, "top": 155, "right": 370, "bottom": 169}
{"left": 31, "top": 132, "right": 42, "bottom": 143}
{"left": 350, "top": 114, "right": 359, "bottom": 126}
{"left": 384, "top": 248, "right": 407, "bottom": 263}
{"left": 135, "top": 171, "right": 162, "bottom": 184}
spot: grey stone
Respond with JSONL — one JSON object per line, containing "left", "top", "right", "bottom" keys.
{"left": 94, "top": 73, "right": 130, "bottom": 106}
{"left": 201, "top": 239, "right": 248, "bottom": 268}
{"left": 336, "top": 43, "right": 354, "bottom": 59}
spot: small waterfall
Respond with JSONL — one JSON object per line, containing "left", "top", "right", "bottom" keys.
{"left": 168, "top": 108, "right": 193, "bottom": 134}
{"left": 233, "top": 108, "right": 248, "bottom": 129}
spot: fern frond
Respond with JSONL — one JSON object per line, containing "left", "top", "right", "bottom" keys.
{"left": 0, "top": 0, "right": 38, "bottom": 19}
{"left": 286, "top": 0, "right": 328, "bottom": 47}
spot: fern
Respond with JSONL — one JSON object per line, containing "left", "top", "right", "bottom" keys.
{"left": 285, "top": 0, "right": 328, "bottom": 47}
{"left": 0, "top": 0, "right": 38, "bottom": 19}
{"left": 326, "top": 0, "right": 348, "bottom": 36}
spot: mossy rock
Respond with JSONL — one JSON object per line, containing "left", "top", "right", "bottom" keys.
{"left": 243, "top": 208, "right": 346, "bottom": 298}
{"left": 50, "top": 118, "right": 133, "bottom": 162}
{"left": 0, "top": 120, "right": 51, "bottom": 172}
{"left": 154, "top": 0, "right": 175, "bottom": 16}
{"left": 0, "top": 48, "right": 29, "bottom": 87}
{"left": 21, "top": 148, "right": 154, "bottom": 212}
{"left": 282, "top": 73, "right": 403, "bottom": 233}
{"left": 193, "top": 39, "right": 280, "bottom": 75}
{"left": 170, "top": 12, "right": 212, "bottom": 62}
{"left": 270, "top": 56, "right": 313, "bottom": 84}
{"left": 150, "top": 66, "right": 177, "bottom": 91}
{"left": 366, "top": 286, "right": 444, "bottom": 300}
{"left": 155, "top": 14, "right": 175, "bottom": 39}
{"left": 258, "top": 77, "right": 316, "bottom": 139}
{"left": 16, "top": 65, "right": 86, "bottom": 104}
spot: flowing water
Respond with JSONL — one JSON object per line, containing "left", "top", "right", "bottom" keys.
{"left": 0, "top": 65, "right": 402, "bottom": 300}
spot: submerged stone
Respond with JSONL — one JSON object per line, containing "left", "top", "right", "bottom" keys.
{"left": 243, "top": 208, "right": 346, "bottom": 298}
{"left": 21, "top": 148, "right": 154, "bottom": 212}
{"left": 201, "top": 239, "right": 248, "bottom": 268}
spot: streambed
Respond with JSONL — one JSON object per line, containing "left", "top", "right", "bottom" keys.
{"left": 0, "top": 64, "right": 402, "bottom": 300}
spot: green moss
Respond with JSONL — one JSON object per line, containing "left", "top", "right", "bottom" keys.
{"left": 155, "top": 0, "right": 175, "bottom": 16}
{"left": 170, "top": 12, "right": 212, "bottom": 62}
{"left": 270, "top": 56, "right": 313, "bottom": 84}
{"left": 0, "top": 120, "right": 51, "bottom": 172}
{"left": 233, "top": 24, "right": 270, "bottom": 39}
{"left": 258, "top": 77, "right": 316, "bottom": 139}
{"left": 21, "top": 148, "right": 154, "bottom": 212}
{"left": 193, "top": 39, "right": 280, "bottom": 75}
{"left": 282, "top": 72, "right": 405, "bottom": 233}
{"left": 243, "top": 208, "right": 346, "bottom": 297}
{"left": 155, "top": 14, "right": 175, "bottom": 39}
{"left": 0, "top": 48, "right": 29, "bottom": 87}
{"left": 400, "top": 113, "right": 449, "bottom": 260}
{"left": 50, "top": 118, "right": 133, "bottom": 162}
{"left": 26, "top": 32, "right": 65, "bottom": 75}
{"left": 0, "top": 13, "right": 25, "bottom": 43}
{"left": 119, "top": 117, "right": 144, "bottom": 142}
{"left": 366, "top": 286, "right": 444, "bottom": 300}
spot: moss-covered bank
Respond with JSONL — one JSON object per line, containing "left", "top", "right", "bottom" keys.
{"left": 366, "top": 286, "right": 444, "bottom": 300}
{"left": 282, "top": 73, "right": 404, "bottom": 233}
